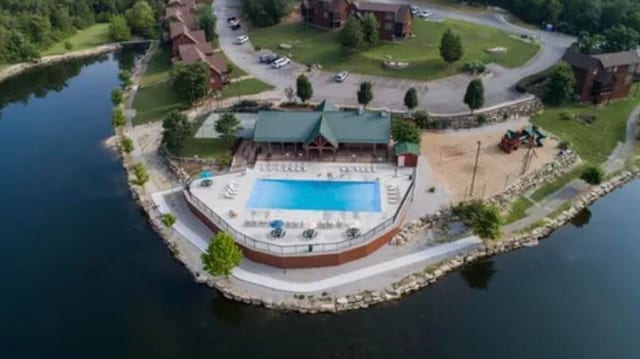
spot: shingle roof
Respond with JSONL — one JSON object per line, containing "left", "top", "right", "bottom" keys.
{"left": 394, "top": 142, "right": 420, "bottom": 155}
{"left": 177, "top": 44, "right": 226, "bottom": 75}
{"left": 562, "top": 50, "right": 599, "bottom": 70}
{"left": 593, "top": 51, "right": 640, "bottom": 68}
{"left": 355, "top": 1, "right": 401, "bottom": 13}
{"left": 253, "top": 106, "right": 390, "bottom": 145}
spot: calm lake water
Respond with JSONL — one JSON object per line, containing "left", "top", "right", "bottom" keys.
{"left": 1, "top": 49, "right": 639, "bottom": 359}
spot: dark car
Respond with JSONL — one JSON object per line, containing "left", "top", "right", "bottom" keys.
{"left": 226, "top": 16, "right": 237, "bottom": 23}
{"left": 259, "top": 53, "right": 280, "bottom": 64}
{"left": 231, "top": 23, "right": 241, "bottom": 30}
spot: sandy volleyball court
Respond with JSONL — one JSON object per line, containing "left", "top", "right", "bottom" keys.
{"left": 421, "top": 119, "right": 560, "bottom": 202}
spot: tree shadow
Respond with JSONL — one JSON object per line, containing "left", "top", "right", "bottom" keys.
{"left": 459, "top": 259, "right": 497, "bottom": 290}
{"left": 570, "top": 208, "right": 592, "bottom": 228}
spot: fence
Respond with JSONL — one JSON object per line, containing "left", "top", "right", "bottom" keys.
{"left": 184, "top": 176, "right": 416, "bottom": 256}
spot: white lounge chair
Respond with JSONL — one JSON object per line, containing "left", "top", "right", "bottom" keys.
{"left": 224, "top": 192, "right": 236, "bottom": 199}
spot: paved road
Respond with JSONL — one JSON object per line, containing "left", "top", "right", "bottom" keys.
{"left": 214, "top": 0, "right": 574, "bottom": 113}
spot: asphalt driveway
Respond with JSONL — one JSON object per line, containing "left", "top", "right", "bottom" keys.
{"left": 214, "top": 0, "right": 575, "bottom": 113}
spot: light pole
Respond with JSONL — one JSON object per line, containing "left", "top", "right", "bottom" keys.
{"left": 469, "top": 140, "right": 481, "bottom": 198}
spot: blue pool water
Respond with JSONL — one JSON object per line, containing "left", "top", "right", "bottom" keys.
{"left": 247, "top": 179, "right": 382, "bottom": 212}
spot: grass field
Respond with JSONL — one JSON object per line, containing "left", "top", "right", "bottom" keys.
{"left": 132, "top": 81, "right": 183, "bottom": 125}
{"left": 42, "top": 24, "right": 111, "bottom": 56}
{"left": 503, "top": 196, "right": 534, "bottom": 223}
{"left": 250, "top": 19, "right": 539, "bottom": 81}
{"left": 220, "top": 78, "right": 273, "bottom": 99}
{"left": 140, "top": 46, "right": 173, "bottom": 87}
{"left": 176, "top": 137, "right": 233, "bottom": 158}
{"left": 533, "top": 96, "right": 640, "bottom": 165}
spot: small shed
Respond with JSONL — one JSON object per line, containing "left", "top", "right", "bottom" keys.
{"left": 394, "top": 142, "right": 419, "bottom": 167}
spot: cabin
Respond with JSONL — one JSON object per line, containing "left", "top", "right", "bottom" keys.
{"left": 301, "top": 0, "right": 412, "bottom": 41}
{"left": 562, "top": 50, "right": 640, "bottom": 104}
{"left": 169, "top": 23, "right": 207, "bottom": 56}
{"left": 252, "top": 100, "right": 391, "bottom": 161}
{"left": 176, "top": 44, "right": 227, "bottom": 91}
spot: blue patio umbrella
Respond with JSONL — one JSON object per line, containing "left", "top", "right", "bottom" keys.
{"left": 270, "top": 219, "right": 285, "bottom": 228}
{"left": 199, "top": 171, "right": 213, "bottom": 178}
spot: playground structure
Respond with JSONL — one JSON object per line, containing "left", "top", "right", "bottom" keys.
{"left": 499, "top": 126, "right": 547, "bottom": 154}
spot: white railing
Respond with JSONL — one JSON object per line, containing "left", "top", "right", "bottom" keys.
{"left": 184, "top": 177, "right": 415, "bottom": 256}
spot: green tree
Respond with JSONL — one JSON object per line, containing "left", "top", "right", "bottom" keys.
{"left": 244, "top": 0, "right": 288, "bottom": 27}
{"left": 413, "top": 111, "right": 430, "bottom": 129}
{"left": 439, "top": 29, "right": 464, "bottom": 65}
{"left": 131, "top": 162, "right": 149, "bottom": 186}
{"left": 404, "top": 87, "right": 418, "bottom": 114}
{"left": 121, "top": 136, "right": 134, "bottom": 153}
{"left": 340, "top": 16, "right": 365, "bottom": 52}
{"left": 110, "top": 15, "right": 132, "bottom": 42}
{"left": 577, "top": 31, "right": 606, "bottom": 54}
{"left": 171, "top": 62, "right": 210, "bottom": 104}
{"left": 64, "top": 41, "right": 73, "bottom": 50}
{"left": 602, "top": 25, "right": 640, "bottom": 52}
{"left": 543, "top": 61, "right": 575, "bottom": 105}
{"left": 391, "top": 119, "right": 421, "bottom": 144}
{"left": 296, "top": 74, "right": 313, "bottom": 103}
{"left": 201, "top": 231, "right": 243, "bottom": 276}
{"left": 357, "top": 81, "right": 373, "bottom": 109}
{"left": 111, "top": 88, "right": 123, "bottom": 105}
{"left": 197, "top": 7, "right": 217, "bottom": 42}
{"left": 118, "top": 69, "right": 132, "bottom": 89}
{"left": 112, "top": 107, "right": 126, "bottom": 127}
{"left": 362, "top": 13, "right": 379, "bottom": 48}
{"left": 215, "top": 113, "right": 242, "bottom": 140}
{"left": 452, "top": 200, "right": 501, "bottom": 240}
{"left": 580, "top": 166, "right": 603, "bottom": 184}
{"left": 464, "top": 78, "right": 484, "bottom": 115}
{"left": 125, "top": 1, "right": 156, "bottom": 38}
{"left": 162, "top": 110, "right": 192, "bottom": 153}
{"left": 161, "top": 213, "right": 176, "bottom": 227}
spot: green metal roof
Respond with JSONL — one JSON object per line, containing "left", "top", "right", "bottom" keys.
{"left": 394, "top": 142, "right": 420, "bottom": 155}
{"left": 253, "top": 105, "right": 390, "bottom": 145}
{"left": 315, "top": 99, "right": 339, "bottom": 112}
{"left": 305, "top": 115, "right": 339, "bottom": 147}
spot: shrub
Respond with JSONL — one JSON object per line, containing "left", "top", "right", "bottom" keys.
{"left": 558, "top": 140, "right": 571, "bottom": 151}
{"left": 452, "top": 200, "right": 502, "bottom": 240}
{"left": 463, "top": 60, "right": 486, "bottom": 74}
{"left": 559, "top": 110, "right": 574, "bottom": 121}
{"left": 413, "top": 111, "right": 430, "bottom": 129}
{"left": 161, "top": 213, "right": 176, "bottom": 227}
{"left": 476, "top": 114, "right": 488, "bottom": 125}
{"left": 214, "top": 152, "right": 232, "bottom": 170}
{"left": 121, "top": 136, "right": 134, "bottom": 153}
{"left": 64, "top": 41, "right": 73, "bottom": 50}
{"left": 428, "top": 186, "right": 436, "bottom": 193}
{"left": 111, "top": 88, "right": 123, "bottom": 105}
{"left": 580, "top": 166, "right": 603, "bottom": 185}
{"left": 131, "top": 162, "right": 149, "bottom": 186}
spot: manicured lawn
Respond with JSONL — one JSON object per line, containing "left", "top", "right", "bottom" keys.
{"left": 220, "top": 78, "right": 273, "bottom": 99}
{"left": 140, "top": 46, "right": 173, "bottom": 87}
{"left": 132, "top": 81, "right": 183, "bottom": 125}
{"left": 530, "top": 165, "right": 585, "bottom": 202}
{"left": 176, "top": 137, "right": 233, "bottom": 158}
{"left": 250, "top": 19, "right": 539, "bottom": 81}
{"left": 532, "top": 96, "right": 640, "bottom": 165}
{"left": 220, "top": 52, "right": 248, "bottom": 79}
{"left": 503, "top": 196, "right": 534, "bottom": 223}
{"left": 42, "top": 24, "right": 111, "bottom": 56}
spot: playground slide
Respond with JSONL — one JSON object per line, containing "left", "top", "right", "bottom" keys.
{"left": 533, "top": 127, "right": 547, "bottom": 147}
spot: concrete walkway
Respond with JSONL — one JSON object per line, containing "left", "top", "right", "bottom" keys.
{"left": 151, "top": 189, "right": 482, "bottom": 293}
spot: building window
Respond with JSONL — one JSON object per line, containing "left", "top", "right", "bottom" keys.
{"left": 385, "top": 12, "right": 393, "bottom": 20}
{"left": 384, "top": 22, "right": 392, "bottom": 30}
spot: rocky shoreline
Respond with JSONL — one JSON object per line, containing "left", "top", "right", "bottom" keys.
{"left": 0, "top": 44, "right": 124, "bottom": 84}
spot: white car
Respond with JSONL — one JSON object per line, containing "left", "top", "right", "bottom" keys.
{"left": 228, "top": 19, "right": 239, "bottom": 27}
{"left": 271, "top": 57, "right": 290, "bottom": 69}
{"left": 235, "top": 35, "right": 249, "bottom": 44}
{"left": 419, "top": 9, "right": 432, "bottom": 18}
{"left": 334, "top": 71, "right": 349, "bottom": 82}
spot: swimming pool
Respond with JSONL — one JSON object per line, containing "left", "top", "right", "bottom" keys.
{"left": 247, "top": 179, "right": 382, "bottom": 212}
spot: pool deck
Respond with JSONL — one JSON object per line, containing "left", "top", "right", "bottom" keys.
{"left": 188, "top": 161, "right": 414, "bottom": 249}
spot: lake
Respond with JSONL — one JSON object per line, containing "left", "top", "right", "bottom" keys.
{"left": 0, "top": 48, "right": 638, "bottom": 359}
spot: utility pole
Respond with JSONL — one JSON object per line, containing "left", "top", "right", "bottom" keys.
{"left": 469, "top": 141, "right": 481, "bottom": 198}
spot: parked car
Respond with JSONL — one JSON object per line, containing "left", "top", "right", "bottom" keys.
{"left": 235, "top": 35, "right": 249, "bottom": 44}
{"left": 419, "top": 9, "right": 432, "bottom": 18}
{"left": 271, "top": 57, "right": 290, "bottom": 69}
{"left": 230, "top": 23, "right": 241, "bottom": 30}
{"left": 226, "top": 16, "right": 237, "bottom": 23}
{"left": 228, "top": 19, "right": 240, "bottom": 27}
{"left": 410, "top": 5, "right": 419, "bottom": 15}
{"left": 259, "top": 53, "right": 280, "bottom": 64}
{"left": 334, "top": 71, "right": 349, "bottom": 82}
